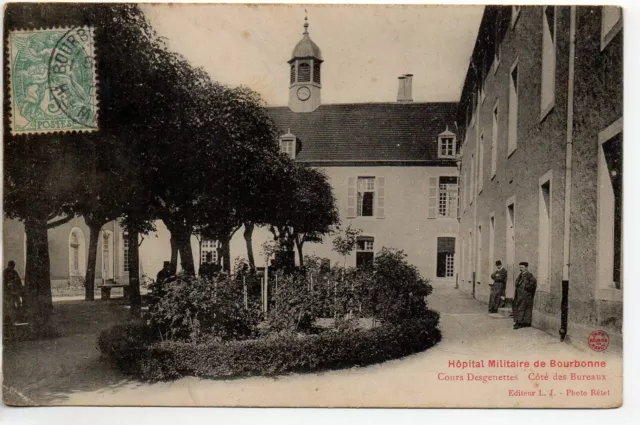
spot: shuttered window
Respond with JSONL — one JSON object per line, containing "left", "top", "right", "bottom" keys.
{"left": 541, "top": 6, "right": 556, "bottom": 118}
{"left": 427, "top": 177, "right": 438, "bottom": 218}
{"left": 376, "top": 177, "right": 385, "bottom": 219}
{"left": 298, "top": 63, "right": 311, "bottom": 82}
{"left": 347, "top": 177, "right": 357, "bottom": 218}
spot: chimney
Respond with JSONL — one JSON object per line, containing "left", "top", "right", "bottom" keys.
{"left": 397, "top": 74, "right": 413, "bottom": 103}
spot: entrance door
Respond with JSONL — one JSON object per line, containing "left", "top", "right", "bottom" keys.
{"left": 436, "top": 237, "right": 456, "bottom": 278}
{"left": 506, "top": 202, "right": 515, "bottom": 298}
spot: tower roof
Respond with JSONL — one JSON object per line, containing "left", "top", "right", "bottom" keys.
{"left": 290, "top": 16, "right": 323, "bottom": 61}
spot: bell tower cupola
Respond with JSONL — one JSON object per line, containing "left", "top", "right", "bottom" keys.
{"left": 288, "top": 14, "right": 322, "bottom": 113}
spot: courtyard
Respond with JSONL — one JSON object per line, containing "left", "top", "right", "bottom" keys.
{"left": 2, "top": 282, "right": 621, "bottom": 407}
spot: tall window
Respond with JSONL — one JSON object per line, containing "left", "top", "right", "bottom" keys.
{"left": 201, "top": 239, "right": 219, "bottom": 265}
{"left": 436, "top": 237, "right": 456, "bottom": 278}
{"left": 357, "top": 177, "right": 375, "bottom": 217}
{"left": 465, "top": 171, "right": 470, "bottom": 207}
{"left": 541, "top": 6, "right": 556, "bottom": 118}
{"left": 538, "top": 178, "right": 552, "bottom": 290}
{"left": 298, "top": 63, "right": 311, "bottom": 82}
{"left": 102, "top": 232, "right": 112, "bottom": 280}
{"left": 438, "top": 176, "right": 458, "bottom": 218}
{"left": 489, "top": 214, "right": 495, "bottom": 268}
{"left": 506, "top": 201, "right": 516, "bottom": 288}
{"left": 492, "top": 103, "right": 498, "bottom": 177}
{"left": 439, "top": 137, "right": 456, "bottom": 158}
{"left": 597, "top": 124, "right": 622, "bottom": 290}
{"left": 356, "top": 236, "right": 374, "bottom": 268}
{"left": 470, "top": 154, "right": 475, "bottom": 204}
{"left": 601, "top": 6, "right": 622, "bottom": 50}
{"left": 123, "top": 232, "right": 130, "bottom": 272}
{"left": 461, "top": 171, "right": 466, "bottom": 211}
{"left": 69, "top": 228, "right": 86, "bottom": 278}
{"left": 508, "top": 61, "right": 519, "bottom": 155}
{"left": 290, "top": 64, "right": 295, "bottom": 84}
{"left": 478, "top": 132, "right": 485, "bottom": 193}
{"left": 71, "top": 233, "right": 80, "bottom": 273}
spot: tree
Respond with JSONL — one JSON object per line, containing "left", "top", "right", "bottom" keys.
{"left": 269, "top": 165, "right": 339, "bottom": 267}
{"left": 3, "top": 4, "right": 193, "bottom": 320}
{"left": 332, "top": 224, "right": 363, "bottom": 269}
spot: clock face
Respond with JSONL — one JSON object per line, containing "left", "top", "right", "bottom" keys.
{"left": 297, "top": 86, "right": 311, "bottom": 101}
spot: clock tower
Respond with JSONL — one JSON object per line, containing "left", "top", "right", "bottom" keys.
{"left": 288, "top": 16, "right": 322, "bottom": 113}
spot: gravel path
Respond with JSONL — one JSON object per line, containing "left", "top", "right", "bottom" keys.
{"left": 2, "top": 284, "right": 622, "bottom": 407}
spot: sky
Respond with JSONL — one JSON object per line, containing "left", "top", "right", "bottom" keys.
{"left": 141, "top": 3, "right": 484, "bottom": 106}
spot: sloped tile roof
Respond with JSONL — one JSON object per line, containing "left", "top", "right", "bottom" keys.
{"left": 267, "top": 102, "right": 458, "bottom": 164}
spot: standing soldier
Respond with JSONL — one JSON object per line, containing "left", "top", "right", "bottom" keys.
{"left": 513, "top": 262, "right": 537, "bottom": 329}
{"left": 3, "top": 261, "right": 24, "bottom": 325}
{"left": 488, "top": 260, "right": 507, "bottom": 313}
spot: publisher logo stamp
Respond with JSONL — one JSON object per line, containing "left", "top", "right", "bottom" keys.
{"left": 588, "top": 330, "right": 610, "bottom": 352}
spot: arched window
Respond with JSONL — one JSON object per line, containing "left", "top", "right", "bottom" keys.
{"left": 290, "top": 64, "right": 295, "bottom": 84}
{"left": 313, "top": 62, "right": 321, "bottom": 84}
{"left": 69, "top": 227, "right": 86, "bottom": 278}
{"left": 71, "top": 233, "right": 80, "bottom": 273}
{"left": 298, "top": 63, "right": 311, "bottom": 82}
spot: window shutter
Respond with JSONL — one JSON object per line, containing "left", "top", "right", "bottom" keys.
{"left": 428, "top": 177, "right": 438, "bottom": 218}
{"left": 376, "top": 177, "right": 385, "bottom": 219}
{"left": 347, "top": 177, "right": 356, "bottom": 218}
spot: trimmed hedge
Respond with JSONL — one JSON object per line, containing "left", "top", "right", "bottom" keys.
{"left": 98, "top": 311, "right": 441, "bottom": 382}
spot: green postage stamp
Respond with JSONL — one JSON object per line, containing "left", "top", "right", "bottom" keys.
{"left": 8, "top": 27, "right": 98, "bottom": 134}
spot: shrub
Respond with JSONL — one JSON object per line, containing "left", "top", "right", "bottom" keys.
{"left": 266, "top": 271, "right": 323, "bottom": 333}
{"left": 147, "top": 273, "right": 260, "bottom": 342}
{"left": 98, "top": 311, "right": 441, "bottom": 382}
{"left": 368, "top": 248, "right": 433, "bottom": 325}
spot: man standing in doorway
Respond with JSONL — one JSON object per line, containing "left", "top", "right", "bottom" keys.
{"left": 488, "top": 260, "right": 507, "bottom": 313}
{"left": 513, "top": 262, "right": 537, "bottom": 329}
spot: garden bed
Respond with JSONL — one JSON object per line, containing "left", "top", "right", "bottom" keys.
{"left": 98, "top": 312, "right": 441, "bottom": 382}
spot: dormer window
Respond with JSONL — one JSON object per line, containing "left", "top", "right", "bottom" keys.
{"left": 279, "top": 132, "right": 297, "bottom": 159}
{"left": 438, "top": 128, "right": 457, "bottom": 159}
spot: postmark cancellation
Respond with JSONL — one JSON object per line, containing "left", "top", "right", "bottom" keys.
{"left": 8, "top": 27, "right": 98, "bottom": 134}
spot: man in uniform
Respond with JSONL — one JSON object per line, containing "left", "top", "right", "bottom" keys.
{"left": 513, "top": 262, "right": 537, "bottom": 329}
{"left": 488, "top": 260, "right": 507, "bottom": 313}
{"left": 3, "top": 261, "right": 24, "bottom": 325}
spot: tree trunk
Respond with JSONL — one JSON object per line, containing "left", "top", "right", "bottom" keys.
{"left": 221, "top": 234, "right": 232, "bottom": 273}
{"left": 169, "top": 235, "right": 178, "bottom": 273}
{"left": 176, "top": 229, "right": 195, "bottom": 275}
{"left": 243, "top": 222, "right": 255, "bottom": 269}
{"left": 163, "top": 219, "right": 195, "bottom": 275}
{"left": 24, "top": 214, "right": 53, "bottom": 329}
{"left": 128, "top": 230, "right": 141, "bottom": 314}
{"left": 294, "top": 236, "right": 304, "bottom": 267}
{"left": 84, "top": 220, "right": 103, "bottom": 301}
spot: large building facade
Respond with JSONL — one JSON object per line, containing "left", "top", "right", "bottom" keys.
{"left": 258, "top": 20, "right": 460, "bottom": 281}
{"left": 3, "top": 218, "right": 133, "bottom": 291}
{"left": 456, "top": 6, "right": 622, "bottom": 347}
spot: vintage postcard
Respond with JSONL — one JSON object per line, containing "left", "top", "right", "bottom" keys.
{"left": 2, "top": 3, "right": 623, "bottom": 409}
